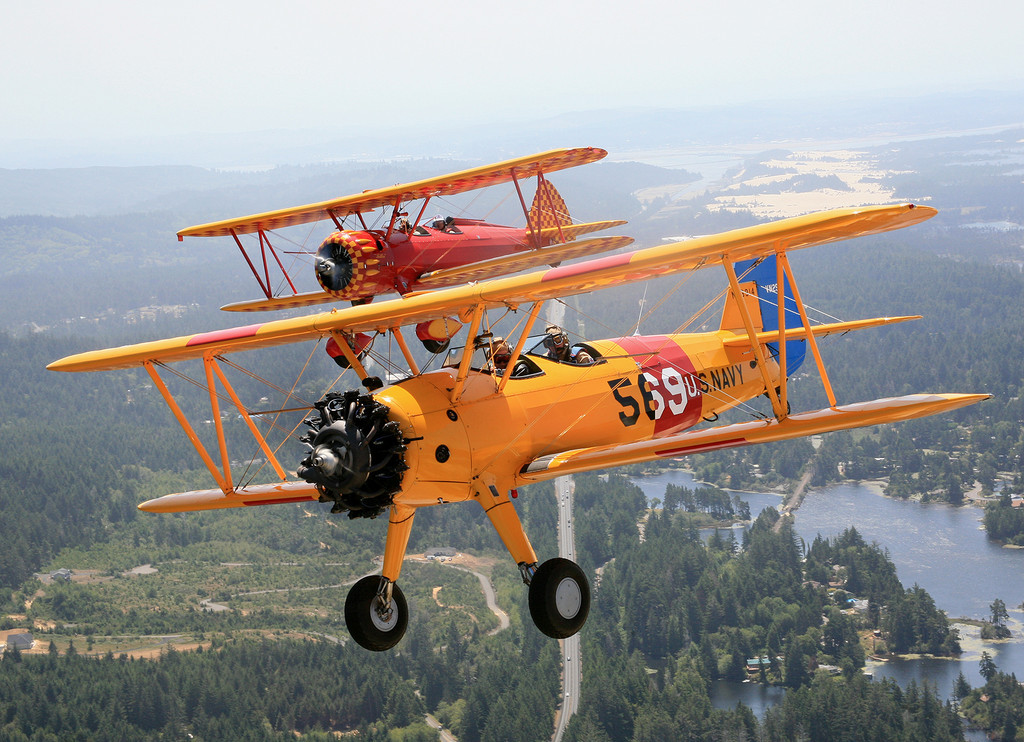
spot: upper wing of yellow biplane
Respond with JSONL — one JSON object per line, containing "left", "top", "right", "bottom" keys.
{"left": 50, "top": 204, "right": 935, "bottom": 373}
{"left": 177, "top": 147, "right": 608, "bottom": 239}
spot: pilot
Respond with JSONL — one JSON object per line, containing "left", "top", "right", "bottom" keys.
{"left": 427, "top": 215, "right": 460, "bottom": 233}
{"left": 487, "top": 337, "right": 530, "bottom": 377}
{"left": 543, "top": 324, "right": 593, "bottom": 365}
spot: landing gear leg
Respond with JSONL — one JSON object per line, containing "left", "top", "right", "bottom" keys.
{"left": 477, "top": 483, "right": 590, "bottom": 639}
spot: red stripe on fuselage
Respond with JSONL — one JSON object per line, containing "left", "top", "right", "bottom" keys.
{"left": 613, "top": 335, "right": 704, "bottom": 436}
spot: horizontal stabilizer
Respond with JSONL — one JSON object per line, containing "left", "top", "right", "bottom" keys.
{"left": 720, "top": 315, "right": 922, "bottom": 347}
{"left": 526, "top": 220, "right": 628, "bottom": 246}
{"left": 519, "top": 393, "right": 990, "bottom": 482}
{"left": 415, "top": 235, "right": 634, "bottom": 288}
{"left": 138, "top": 481, "right": 320, "bottom": 513}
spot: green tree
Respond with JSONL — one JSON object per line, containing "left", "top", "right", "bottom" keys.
{"left": 980, "top": 651, "right": 998, "bottom": 682}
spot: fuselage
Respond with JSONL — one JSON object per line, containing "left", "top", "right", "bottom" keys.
{"left": 374, "top": 332, "right": 780, "bottom": 507}
{"left": 316, "top": 219, "right": 533, "bottom": 300}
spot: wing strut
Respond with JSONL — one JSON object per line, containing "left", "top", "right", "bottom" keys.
{"left": 329, "top": 331, "right": 369, "bottom": 378}
{"left": 778, "top": 250, "right": 838, "bottom": 408}
{"left": 452, "top": 305, "right": 484, "bottom": 404}
{"left": 497, "top": 301, "right": 544, "bottom": 394}
{"left": 145, "top": 361, "right": 230, "bottom": 493}
{"left": 725, "top": 245, "right": 843, "bottom": 421}
{"left": 776, "top": 254, "right": 788, "bottom": 415}
{"left": 510, "top": 168, "right": 537, "bottom": 248}
{"left": 384, "top": 197, "right": 403, "bottom": 242}
{"left": 227, "top": 228, "right": 299, "bottom": 300}
{"left": 143, "top": 357, "right": 290, "bottom": 496}
{"left": 391, "top": 330, "right": 420, "bottom": 376}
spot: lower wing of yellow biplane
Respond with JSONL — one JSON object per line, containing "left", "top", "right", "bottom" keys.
{"left": 134, "top": 392, "right": 988, "bottom": 514}
{"left": 518, "top": 393, "right": 988, "bottom": 483}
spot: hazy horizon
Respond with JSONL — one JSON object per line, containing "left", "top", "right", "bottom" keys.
{"left": 4, "top": 0, "right": 1023, "bottom": 168}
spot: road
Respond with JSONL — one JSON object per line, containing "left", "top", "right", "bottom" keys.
{"left": 447, "top": 564, "right": 510, "bottom": 634}
{"left": 426, "top": 713, "right": 458, "bottom": 742}
{"left": 553, "top": 475, "right": 580, "bottom": 742}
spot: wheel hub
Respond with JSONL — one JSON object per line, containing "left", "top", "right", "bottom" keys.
{"left": 555, "top": 577, "right": 582, "bottom": 619}
{"left": 370, "top": 598, "right": 398, "bottom": 631}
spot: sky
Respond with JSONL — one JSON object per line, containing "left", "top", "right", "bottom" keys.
{"left": 2, "top": 0, "right": 1023, "bottom": 148}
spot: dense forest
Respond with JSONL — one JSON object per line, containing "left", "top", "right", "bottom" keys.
{"left": 2, "top": 470, "right": 966, "bottom": 741}
{"left": 958, "top": 654, "right": 1024, "bottom": 742}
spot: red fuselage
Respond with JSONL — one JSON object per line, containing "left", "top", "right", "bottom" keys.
{"left": 314, "top": 219, "right": 533, "bottom": 300}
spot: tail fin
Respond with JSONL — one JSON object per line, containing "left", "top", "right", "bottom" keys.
{"left": 720, "top": 254, "right": 806, "bottom": 373}
{"left": 529, "top": 179, "right": 572, "bottom": 246}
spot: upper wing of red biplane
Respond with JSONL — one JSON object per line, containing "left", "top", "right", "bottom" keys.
{"left": 177, "top": 148, "right": 608, "bottom": 238}
{"left": 51, "top": 204, "right": 936, "bottom": 373}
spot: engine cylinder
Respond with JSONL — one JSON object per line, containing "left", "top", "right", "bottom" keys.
{"left": 314, "top": 231, "right": 385, "bottom": 300}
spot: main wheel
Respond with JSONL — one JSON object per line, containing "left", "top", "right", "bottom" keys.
{"left": 345, "top": 576, "right": 408, "bottom": 651}
{"left": 528, "top": 558, "right": 590, "bottom": 639}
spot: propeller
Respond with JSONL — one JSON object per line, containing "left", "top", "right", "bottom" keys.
{"left": 297, "top": 390, "right": 407, "bottom": 519}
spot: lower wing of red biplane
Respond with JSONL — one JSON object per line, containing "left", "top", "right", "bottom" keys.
{"left": 50, "top": 203, "right": 988, "bottom": 651}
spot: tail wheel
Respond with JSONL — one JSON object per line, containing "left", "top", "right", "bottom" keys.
{"left": 528, "top": 558, "right": 590, "bottom": 639}
{"left": 345, "top": 576, "right": 408, "bottom": 651}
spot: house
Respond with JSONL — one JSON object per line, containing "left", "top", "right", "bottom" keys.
{"left": 4, "top": 632, "right": 34, "bottom": 652}
{"left": 50, "top": 568, "right": 73, "bottom": 582}
{"left": 425, "top": 547, "right": 457, "bottom": 560}
{"left": 746, "top": 657, "right": 772, "bottom": 673}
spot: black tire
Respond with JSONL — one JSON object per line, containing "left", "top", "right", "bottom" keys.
{"left": 528, "top": 558, "right": 590, "bottom": 639}
{"left": 345, "top": 576, "right": 408, "bottom": 651}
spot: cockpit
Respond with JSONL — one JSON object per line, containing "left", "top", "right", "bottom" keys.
{"left": 440, "top": 334, "right": 603, "bottom": 379}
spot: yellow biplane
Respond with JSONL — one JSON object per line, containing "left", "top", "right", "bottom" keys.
{"left": 49, "top": 203, "right": 988, "bottom": 651}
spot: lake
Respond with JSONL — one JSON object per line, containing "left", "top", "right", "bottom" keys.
{"left": 631, "top": 470, "right": 1024, "bottom": 738}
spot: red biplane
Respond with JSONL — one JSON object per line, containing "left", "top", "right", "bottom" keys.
{"left": 177, "top": 147, "right": 632, "bottom": 355}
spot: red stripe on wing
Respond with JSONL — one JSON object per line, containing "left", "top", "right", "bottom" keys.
{"left": 656, "top": 438, "right": 747, "bottom": 457}
{"left": 242, "top": 496, "right": 319, "bottom": 507}
{"left": 541, "top": 252, "right": 632, "bottom": 282}
{"left": 186, "top": 324, "right": 264, "bottom": 347}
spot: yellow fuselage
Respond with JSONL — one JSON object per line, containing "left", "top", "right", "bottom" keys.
{"left": 377, "top": 332, "right": 778, "bottom": 507}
